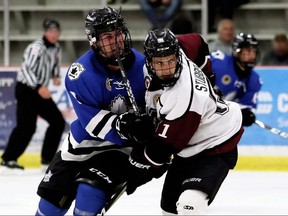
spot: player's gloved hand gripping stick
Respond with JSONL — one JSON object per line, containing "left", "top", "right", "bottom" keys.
{"left": 112, "top": 7, "right": 154, "bottom": 144}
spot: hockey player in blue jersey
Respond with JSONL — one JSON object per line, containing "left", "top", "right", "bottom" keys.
{"left": 35, "top": 7, "right": 157, "bottom": 215}
{"left": 210, "top": 32, "right": 262, "bottom": 126}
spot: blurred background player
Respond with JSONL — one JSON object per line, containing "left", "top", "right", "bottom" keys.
{"left": 35, "top": 6, "right": 156, "bottom": 216}
{"left": 0, "top": 18, "right": 65, "bottom": 172}
{"left": 125, "top": 28, "right": 244, "bottom": 215}
{"left": 210, "top": 32, "right": 262, "bottom": 127}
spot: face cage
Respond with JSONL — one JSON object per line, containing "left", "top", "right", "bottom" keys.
{"left": 90, "top": 27, "right": 132, "bottom": 65}
{"left": 146, "top": 54, "right": 183, "bottom": 87}
{"left": 234, "top": 47, "right": 259, "bottom": 70}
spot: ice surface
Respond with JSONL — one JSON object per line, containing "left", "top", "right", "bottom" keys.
{"left": 1, "top": 170, "right": 288, "bottom": 215}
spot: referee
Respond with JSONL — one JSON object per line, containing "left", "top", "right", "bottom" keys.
{"left": 0, "top": 19, "right": 65, "bottom": 172}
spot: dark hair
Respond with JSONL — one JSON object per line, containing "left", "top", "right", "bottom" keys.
{"left": 43, "top": 18, "right": 60, "bottom": 31}
{"left": 274, "top": 34, "right": 288, "bottom": 43}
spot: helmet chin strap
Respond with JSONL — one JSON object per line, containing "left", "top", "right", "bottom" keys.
{"left": 94, "top": 46, "right": 135, "bottom": 71}
{"left": 236, "top": 60, "right": 248, "bottom": 71}
{"left": 91, "top": 44, "right": 118, "bottom": 66}
{"left": 234, "top": 59, "right": 252, "bottom": 79}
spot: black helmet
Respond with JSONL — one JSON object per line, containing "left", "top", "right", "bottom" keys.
{"left": 85, "top": 6, "right": 132, "bottom": 65}
{"left": 43, "top": 18, "right": 60, "bottom": 31}
{"left": 232, "top": 32, "right": 259, "bottom": 69}
{"left": 144, "top": 28, "right": 182, "bottom": 87}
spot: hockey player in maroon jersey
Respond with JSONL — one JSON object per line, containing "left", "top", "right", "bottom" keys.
{"left": 177, "top": 32, "right": 214, "bottom": 82}
{"left": 125, "top": 28, "right": 244, "bottom": 215}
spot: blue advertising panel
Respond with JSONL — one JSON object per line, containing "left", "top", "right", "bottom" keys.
{"left": 240, "top": 67, "right": 288, "bottom": 146}
{"left": 0, "top": 71, "right": 17, "bottom": 149}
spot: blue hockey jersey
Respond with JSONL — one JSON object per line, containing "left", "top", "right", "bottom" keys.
{"left": 62, "top": 49, "right": 145, "bottom": 160}
{"left": 210, "top": 50, "right": 262, "bottom": 109}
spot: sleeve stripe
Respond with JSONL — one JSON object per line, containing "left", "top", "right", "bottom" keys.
{"left": 66, "top": 132, "right": 118, "bottom": 156}
{"left": 97, "top": 114, "right": 117, "bottom": 139}
{"left": 85, "top": 110, "right": 116, "bottom": 138}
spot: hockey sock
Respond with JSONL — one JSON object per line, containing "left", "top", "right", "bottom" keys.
{"left": 36, "top": 198, "right": 68, "bottom": 216}
{"left": 74, "top": 183, "right": 107, "bottom": 216}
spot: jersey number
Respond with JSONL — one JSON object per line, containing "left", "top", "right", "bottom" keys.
{"left": 158, "top": 124, "right": 170, "bottom": 138}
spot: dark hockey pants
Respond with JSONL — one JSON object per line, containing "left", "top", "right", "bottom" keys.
{"left": 1, "top": 82, "right": 65, "bottom": 164}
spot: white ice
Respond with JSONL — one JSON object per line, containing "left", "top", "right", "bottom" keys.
{"left": 1, "top": 170, "right": 288, "bottom": 215}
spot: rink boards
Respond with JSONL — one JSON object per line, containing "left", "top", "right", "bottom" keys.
{"left": 14, "top": 152, "right": 288, "bottom": 171}
{"left": 0, "top": 66, "right": 288, "bottom": 170}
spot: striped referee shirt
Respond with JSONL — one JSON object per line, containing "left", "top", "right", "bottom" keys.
{"left": 17, "top": 37, "right": 61, "bottom": 89}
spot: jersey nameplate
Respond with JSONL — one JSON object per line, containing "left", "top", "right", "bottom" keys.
{"left": 68, "top": 63, "right": 85, "bottom": 81}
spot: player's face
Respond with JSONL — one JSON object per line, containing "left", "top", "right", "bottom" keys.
{"left": 44, "top": 28, "right": 61, "bottom": 44}
{"left": 97, "top": 30, "right": 125, "bottom": 58}
{"left": 151, "top": 54, "right": 177, "bottom": 80}
{"left": 239, "top": 47, "right": 257, "bottom": 63}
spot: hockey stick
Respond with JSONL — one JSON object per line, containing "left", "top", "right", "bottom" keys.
{"left": 98, "top": 8, "right": 142, "bottom": 215}
{"left": 97, "top": 182, "right": 127, "bottom": 216}
{"left": 254, "top": 119, "right": 288, "bottom": 139}
{"left": 114, "top": 7, "right": 140, "bottom": 116}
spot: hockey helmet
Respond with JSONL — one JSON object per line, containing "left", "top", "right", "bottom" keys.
{"left": 85, "top": 6, "right": 132, "bottom": 65}
{"left": 232, "top": 32, "right": 259, "bottom": 70}
{"left": 144, "top": 28, "right": 182, "bottom": 87}
{"left": 43, "top": 18, "right": 60, "bottom": 31}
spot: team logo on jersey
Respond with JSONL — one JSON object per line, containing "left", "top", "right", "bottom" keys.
{"left": 106, "top": 78, "right": 125, "bottom": 91}
{"left": 68, "top": 63, "right": 85, "bottom": 81}
{"left": 110, "top": 95, "right": 128, "bottom": 114}
{"left": 222, "top": 75, "right": 232, "bottom": 85}
{"left": 106, "top": 78, "right": 113, "bottom": 91}
{"left": 43, "top": 170, "right": 53, "bottom": 182}
{"left": 113, "top": 81, "right": 125, "bottom": 90}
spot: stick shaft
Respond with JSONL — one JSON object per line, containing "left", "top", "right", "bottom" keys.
{"left": 98, "top": 183, "right": 127, "bottom": 215}
{"left": 254, "top": 120, "right": 288, "bottom": 139}
{"left": 115, "top": 7, "right": 140, "bottom": 116}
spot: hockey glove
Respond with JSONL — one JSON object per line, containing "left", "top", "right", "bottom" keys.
{"left": 126, "top": 144, "right": 169, "bottom": 195}
{"left": 113, "top": 112, "right": 155, "bottom": 143}
{"left": 241, "top": 108, "right": 256, "bottom": 126}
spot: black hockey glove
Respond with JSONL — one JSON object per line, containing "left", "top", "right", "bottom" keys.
{"left": 113, "top": 112, "right": 155, "bottom": 143}
{"left": 126, "top": 145, "right": 169, "bottom": 195}
{"left": 241, "top": 108, "right": 256, "bottom": 126}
